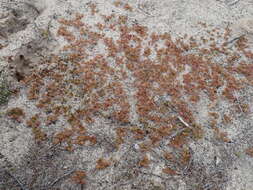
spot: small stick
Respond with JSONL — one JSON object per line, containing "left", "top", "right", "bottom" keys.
{"left": 23, "top": 2, "right": 40, "bottom": 15}
{"left": 235, "top": 96, "right": 243, "bottom": 113}
{"left": 45, "top": 169, "right": 75, "bottom": 189}
{"left": 224, "top": 35, "right": 245, "bottom": 46}
{"left": 177, "top": 116, "right": 192, "bottom": 129}
{"left": 46, "top": 143, "right": 60, "bottom": 152}
{"left": 5, "top": 170, "right": 29, "bottom": 190}
{"left": 163, "top": 102, "right": 192, "bottom": 129}
{"left": 137, "top": 0, "right": 156, "bottom": 17}
{"left": 182, "top": 147, "right": 193, "bottom": 175}
{"left": 228, "top": 0, "right": 240, "bottom": 6}
{"left": 138, "top": 170, "right": 174, "bottom": 180}
{"left": 169, "top": 128, "right": 187, "bottom": 140}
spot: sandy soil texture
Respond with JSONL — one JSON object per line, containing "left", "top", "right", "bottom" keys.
{"left": 0, "top": 0, "right": 253, "bottom": 189}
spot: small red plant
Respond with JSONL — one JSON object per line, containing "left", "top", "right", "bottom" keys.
{"left": 71, "top": 170, "right": 86, "bottom": 185}
{"left": 245, "top": 147, "right": 253, "bottom": 157}
{"left": 139, "top": 155, "right": 150, "bottom": 167}
{"left": 7, "top": 107, "right": 25, "bottom": 122}
{"left": 95, "top": 158, "right": 111, "bottom": 170}
{"left": 162, "top": 167, "right": 177, "bottom": 175}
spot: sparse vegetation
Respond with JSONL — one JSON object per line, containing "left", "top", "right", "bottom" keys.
{"left": 1, "top": 0, "right": 253, "bottom": 189}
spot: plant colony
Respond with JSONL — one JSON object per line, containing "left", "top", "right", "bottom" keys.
{"left": 5, "top": 1, "right": 253, "bottom": 185}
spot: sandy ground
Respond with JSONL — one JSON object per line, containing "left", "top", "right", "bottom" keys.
{"left": 0, "top": 0, "right": 253, "bottom": 189}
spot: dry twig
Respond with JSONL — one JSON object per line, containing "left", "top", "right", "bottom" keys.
{"left": 227, "top": 0, "right": 240, "bottom": 6}
{"left": 177, "top": 116, "right": 192, "bottom": 128}
{"left": 138, "top": 170, "right": 175, "bottom": 180}
{"left": 23, "top": 2, "right": 40, "bottom": 15}
{"left": 224, "top": 35, "right": 245, "bottom": 46}
{"left": 44, "top": 169, "right": 75, "bottom": 189}
{"left": 5, "top": 170, "right": 29, "bottom": 190}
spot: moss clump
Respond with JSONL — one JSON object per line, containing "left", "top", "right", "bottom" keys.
{"left": 0, "top": 76, "right": 11, "bottom": 105}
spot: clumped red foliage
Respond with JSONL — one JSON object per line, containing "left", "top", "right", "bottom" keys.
{"left": 169, "top": 133, "right": 189, "bottom": 149}
{"left": 73, "top": 135, "right": 97, "bottom": 145}
{"left": 130, "top": 127, "right": 145, "bottom": 140}
{"left": 53, "top": 129, "right": 74, "bottom": 145}
{"left": 26, "top": 114, "right": 40, "bottom": 128}
{"left": 26, "top": 114, "right": 47, "bottom": 142}
{"left": 57, "top": 26, "right": 76, "bottom": 41}
{"left": 95, "top": 158, "right": 111, "bottom": 170}
{"left": 89, "top": 3, "right": 98, "bottom": 15}
{"left": 45, "top": 114, "right": 59, "bottom": 126}
{"left": 139, "top": 155, "right": 150, "bottom": 167}
{"left": 32, "top": 126, "right": 47, "bottom": 142}
{"left": 192, "top": 124, "right": 204, "bottom": 140}
{"left": 162, "top": 167, "right": 177, "bottom": 175}
{"left": 115, "top": 127, "right": 128, "bottom": 147}
{"left": 245, "top": 147, "right": 253, "bottom": 157}
{"left": 222, "top": 114, "right": 232, "bottom": 124}
{"left": 123, "top": 3, "right": 133, "bottom": 11}
{"left": 180, "top": 148, "right": 191, "bottom": 165}
{"left": 164, "top": 152, "right": 174, "bottom": 161}
{"left": 71, "top": 170, "right": 86, "bottom": 185}
{"left": 6, "top": 107, "right": 25, "bottom": 122}
{"left": 139, "top": 141, "right": 152, "bottom": 152}
{"left": 211, "top": 122, "right": 231, "bottom": 143}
